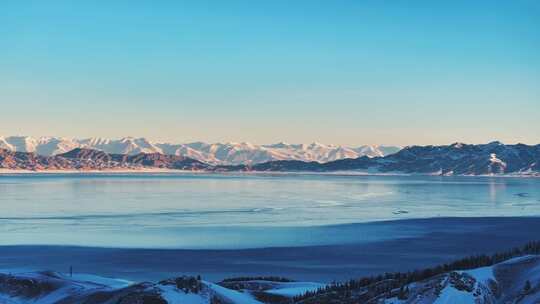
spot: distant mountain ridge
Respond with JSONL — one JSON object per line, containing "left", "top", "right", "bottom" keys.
{"left": 241, "top": 141, "right": 540, "bottom": 176}
{"left": 0, "top": 148, "right": 210, "bottom": 171}
{"left": 0, "top": 141, "right": 538, "bottom": 176}
{"left": 0, "top": 136, "right": 400, "bottom": 165}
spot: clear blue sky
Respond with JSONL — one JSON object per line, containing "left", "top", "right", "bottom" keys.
{"left": 1, "top": 0, "right": 539, "bottom": 145}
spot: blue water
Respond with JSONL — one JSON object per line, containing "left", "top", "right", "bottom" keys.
{"left": 0, "top": 173, "right": 539, "bottom": 248}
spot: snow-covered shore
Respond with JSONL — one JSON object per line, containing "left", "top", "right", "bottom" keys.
{"left": 2, "top": 255, "right": 540, "bottom": 304}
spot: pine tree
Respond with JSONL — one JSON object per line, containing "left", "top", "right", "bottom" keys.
{"left": 524, "top": 280, "right": 531, "bottom": 293}
{"left": 397, "top": 285, "right": 409, "bottom": 300}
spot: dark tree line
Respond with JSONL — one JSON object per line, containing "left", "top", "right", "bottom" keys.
{"left": 293, "top": 240, "right": 540, "bottom": 303}
{"left": 221, "top": 276, "right": 295, "bottom": 283}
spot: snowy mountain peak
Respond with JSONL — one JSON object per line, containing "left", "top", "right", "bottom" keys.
{"left": 308, "top": 142, "right": 326, "bottom": 148}
{"left": 0, "top": 136, "right": 401, "bottom": 165}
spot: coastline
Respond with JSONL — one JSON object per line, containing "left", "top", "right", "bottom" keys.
{"left": 0, "top": 168, "right": 538, "bottom": 177}
{"left": 0, "top": 168, "right": 196, "bottom": 174}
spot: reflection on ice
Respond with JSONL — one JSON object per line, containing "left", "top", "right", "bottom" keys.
{"left": 0, "top": 173, "right": 538, "bottom": 248}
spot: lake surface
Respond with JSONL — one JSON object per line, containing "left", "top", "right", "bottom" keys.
{"left": 3, "top": 217, "right": 540, "bottom": 282}
{"left": 0, "top": 173, "right": 539, "bottom": 248}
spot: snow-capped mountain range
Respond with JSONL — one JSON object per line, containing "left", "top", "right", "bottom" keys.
{"left": 0, "top": 136, "right": 401, "bottom": 165}
{"left": 1, "top": 140, "right": 538, "bottom": 175}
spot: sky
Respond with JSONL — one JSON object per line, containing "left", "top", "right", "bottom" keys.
{"left": 1, "top": 0, "right": 539, "bottom": 146}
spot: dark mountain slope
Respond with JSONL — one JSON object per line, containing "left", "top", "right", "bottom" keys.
{"left": 235, "top": 142, "right": 540, "bottom": 175}
{"left": 0, "top": 148, "right": 210, "bottom": 171}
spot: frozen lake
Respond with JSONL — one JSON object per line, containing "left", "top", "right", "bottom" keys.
{"left": 0, "top": 173, "right": 539, "bottom": 248}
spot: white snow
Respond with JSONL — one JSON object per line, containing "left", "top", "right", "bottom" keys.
{"left": 0, "top": 270, "right": 265, "bottom": 304}
{"left": 461, "top": 266, "right": 495, "bottom": 284}
{"left": 499, "top": 255, "right": 536, "bottom": 265}
{"left": 59, "top": 273, "right": 133, "bottom": 288}
{"left": 0, "top": 135, "right": 400, "bottom": 165}
{"left": 157, "top": 281, "right": 264, "bottom": 304}
{"left": 205, "top": 281, "right": 262, "bottom": 304}
{"left": 264, "top": 282, "right": 325, "bottom": 297}
{"left": 433, "top": 285, "right": 476, "bottom": 304}
{"left": 158, "top": 285, "right": 210, "bottom": 304}
{"left": 489, "top": 153, "right": 507, "bottom": 167}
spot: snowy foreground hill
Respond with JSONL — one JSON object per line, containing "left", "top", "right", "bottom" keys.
{"left": 382, "top": 255, "right": 540, "bottom": 304}
{"left": 0, "top": 272, "right": 320, "bottom": 304}
{"left": 1, "top": 254, "right": 540, "bottom": 304}
{"left": 0, "top": 136, "right": 400, "bottom": 165}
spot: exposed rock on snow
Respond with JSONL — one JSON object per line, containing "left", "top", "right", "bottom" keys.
{"left": 382, "top": 255, "right": 540, "bottom": 304}
{"left": 0, "top": 273, "right": 262, "bottom": 304}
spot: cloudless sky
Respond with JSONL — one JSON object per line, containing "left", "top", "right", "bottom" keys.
{"left": 1, "top": 0, "right": 539, "bottom": 146}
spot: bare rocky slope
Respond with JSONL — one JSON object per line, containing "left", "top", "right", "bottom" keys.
{"left": 0, "top": 148, "right": 210, "bottom": 171}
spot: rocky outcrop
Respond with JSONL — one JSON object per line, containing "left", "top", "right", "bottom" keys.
{"left": 0, "top": 148, "right": 210, "bottom": 171}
